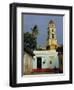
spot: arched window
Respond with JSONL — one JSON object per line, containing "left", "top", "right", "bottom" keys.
{"left": 52, "top": 29, "right": 54, "bottom": 32}
{"left": 52, "top": 34, "right": 54, "bottom": 38}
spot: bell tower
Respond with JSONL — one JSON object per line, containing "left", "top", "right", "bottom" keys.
{"left": 47, "top": 20, "right": 58, "bottom": 50}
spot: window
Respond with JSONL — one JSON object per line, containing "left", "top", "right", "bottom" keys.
{"left": 52, "top": 29, "right": 54, "bottom": 32}
{"left": 52, "top": 34, "right": 54, "bottom": 38}
{"left": 43, "top": 61, "right": 45, "bottom": 64}
{"left": 50, "top": 61, "right": 52, "bottom": 64}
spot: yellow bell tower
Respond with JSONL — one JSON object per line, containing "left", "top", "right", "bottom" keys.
{"left": 47, "top": 20, "right": 58, "bottom": 50}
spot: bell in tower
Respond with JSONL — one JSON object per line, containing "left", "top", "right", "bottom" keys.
{"left": 47, "top": 20, "right": 58, "bottom": 50}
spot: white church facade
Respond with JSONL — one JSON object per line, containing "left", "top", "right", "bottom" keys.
{"left": 32, "top": 50, "right": 59, "bottom": 72}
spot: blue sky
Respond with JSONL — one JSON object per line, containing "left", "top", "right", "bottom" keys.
{"left": 22, "top": 14, "right": 63, "bottom": 48}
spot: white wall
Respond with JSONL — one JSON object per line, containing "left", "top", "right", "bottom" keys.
{"left": 0, "top": 0, "right": 74, "bottom": 90}
{"left": 32, "top": 56, "right": 37, "bottom": 69}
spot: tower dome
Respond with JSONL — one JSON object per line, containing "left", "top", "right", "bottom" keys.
{"left": 49, "top": 20, "right": 54, "bottom": 24}
{"left": 48, "top": 20, "right": 56, "bottom": 28}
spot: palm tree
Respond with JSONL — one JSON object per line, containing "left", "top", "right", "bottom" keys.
{"left": 31, "top": 25, "right": 39, "bottom": 38}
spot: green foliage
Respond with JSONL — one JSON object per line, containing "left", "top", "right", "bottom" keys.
{"left": 24, "top": 25, "right": 39, "bottom": 50}
{"left": 56, "top": 45, "right": 63, "bottom": 54}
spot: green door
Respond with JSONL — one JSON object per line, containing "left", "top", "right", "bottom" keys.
{"left": 37, "top": 57, "right": 42, "bottom": 69}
